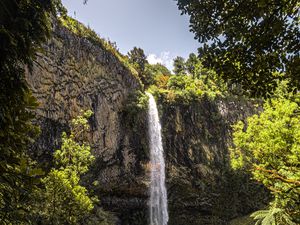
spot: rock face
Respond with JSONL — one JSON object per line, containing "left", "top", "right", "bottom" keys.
{"left": 158, "top": 97, "right": 268, "bottom": 225}
{"left": 27, "top": 23, "right": 150, "bottom": 224}
{"left": 27, "top": 23, "right": 267, "bottom": 225}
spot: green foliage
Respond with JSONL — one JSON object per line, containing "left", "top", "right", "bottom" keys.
{"left": 0, "top": 0, "right": 63, "bottom": 223}
{"left": 149, "top": 63, "right": 172, "bottom": 77}
{"left": 251, "top": 207, "right": 296, "bottom": 225}
{"left": 127, "top": 47, "right": 147, "bottom": 73}
{"left": 127, "top": 47, "right": 156, "bottom": 88}
{"left": 126, "top": 47, "right": 173, "bottom": 88}
{"left": 37, "top": 110, "right": 97, "bottom": 224}
{"left": 59, "top": 16, "right": 138, "bottom": 79}
{"left": 176, "top": 0, "right": 300, "bottom": 96}
{"left": 230, "top": 82, "right": 300, "bottom": 222}
{"left": 148, "top": 53, "right": 228, "bottom": 104}
{"left": 173, "top": 56, "right": 187, "bottom": 75}
{"left": 150, "top": 67, "right": 227, "bottom": 104}
{"left": 143, "top": 63, "right": 172, "bottom": 88}
{"left": 122, "top": 90, "right": 149, "bottom": 136}
{"left": 124, "top": 91, "right": 149, "bottom": 115}
{"left": 185, "top": 53, "right": 202, "bottom": 78}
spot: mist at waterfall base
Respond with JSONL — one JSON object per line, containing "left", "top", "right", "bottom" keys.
{"left": 146, "top": 93, "right": 169, "bottom": 225}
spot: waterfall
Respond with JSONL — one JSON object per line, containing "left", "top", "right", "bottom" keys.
{"left": 146, "top": 92, "right": 169, "bottom": 225}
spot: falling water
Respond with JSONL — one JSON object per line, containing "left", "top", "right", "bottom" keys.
{"left": 147, "top": 92, "right": 169, "bottom": 225}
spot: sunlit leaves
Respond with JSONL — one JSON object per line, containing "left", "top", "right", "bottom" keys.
{"left": 176, "top": 0, "right": 300, "bottom": 96}
{"left": 230, "top": 82, "right": 300, "bottom": 222}
{"left": 39, "top": 110, "right": 96, "bottom": 224}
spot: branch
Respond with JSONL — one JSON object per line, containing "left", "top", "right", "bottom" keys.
{"left": 254, "top": 166, "right": 300, "bottom": 186}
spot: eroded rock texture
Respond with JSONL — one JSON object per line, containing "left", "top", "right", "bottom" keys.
{"left": 27, "top": 23, "right": 267, "bottom": 225}
{"left": 27, "top": 24, "right": 149, "bottom": 224}
{"left": 159, "top": 97, "right": 267, "bottom": 225}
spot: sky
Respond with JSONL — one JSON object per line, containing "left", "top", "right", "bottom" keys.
{"left": 61, "top": 0, "right": 200, "bottom": 70}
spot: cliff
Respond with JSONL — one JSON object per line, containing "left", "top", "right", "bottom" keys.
{"left": 158, "top": 96, "right": 268, "bottom": 225}
{"left": 27, "top": 21, "right": 150, "bottom": 224}
{"left": 26, "top": 21, "right": 267, "bottom": 225}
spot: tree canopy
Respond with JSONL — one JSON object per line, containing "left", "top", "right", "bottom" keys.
{"left": 176, "top": 0, "right": 300, "bottom": 96}
{"left": 173, "top": 56, "right": 187, "bottom": 75}
{"left": 230, "top": 82, "right": 300, "bottom": 223}
{"left": 128, "top": 47, "right": 147, "bottom": 73}
{"left": 38, "top": 110, "right": 96, "bottom": 224}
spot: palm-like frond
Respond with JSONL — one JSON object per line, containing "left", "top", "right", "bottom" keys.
{"left": 251, "top": 208, "right": 296, "bottom": 225}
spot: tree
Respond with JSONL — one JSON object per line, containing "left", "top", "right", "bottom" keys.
{"left": 127, "top": 47, "right": 147, "bottom": 73}
{"left": 186, "top": 53, "right": 202, "bottom": 78}
{"left": 144, "top": 63, "right": 172, "bottom": 88}
{"left": 173, "top": 56, "right": 186, "bottom": 75}
{"left": 176, "top": 0, "right": 300, "bottom": 96}
{"left": 37, "top": 110, "right": 96, "bottom": 224}
{"left": 230, "top": 82, "right": 300, "bottom": 223}
{"left": 0, "top": 0, "right": 64, "bottom": 223}
{"left": 149, "top": 63, "right": 172, "bottom": 77}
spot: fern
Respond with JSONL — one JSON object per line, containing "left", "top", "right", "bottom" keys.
{"left": 251, "top": 207, "right": 296, "bottom": 225}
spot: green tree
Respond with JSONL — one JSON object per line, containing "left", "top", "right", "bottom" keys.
{"left": 38, "top": 110, "right": 96, "bottom": 224}
{"left": 176, "top": 0, "right": 300, "bottom": 96}
{"left": 148, "top": 63, "right": 171, "bottom": 77}
{"left": 0, "top": 0, "right": 64, "bottom": 223}
{"left": 230, "top": 82, "right": 300, "bottom": 223}
{"left": 144, "top": 63, "right": 172, "bottom": 88}
{"left": 127, "top": 47, "right": 147, "bottom": 73}
{"left": 186, "top": 53, "right": 202, "bottom": 78}
{"left": 173, "top": 56, "right": 186, "bottom": 75}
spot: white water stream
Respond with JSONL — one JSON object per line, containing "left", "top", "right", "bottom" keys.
{"left": 147, "top": 92, "right": 169, "bottom": 225}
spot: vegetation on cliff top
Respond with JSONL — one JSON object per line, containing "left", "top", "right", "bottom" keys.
{"left": 125, "top": 47, "right": 228, "bottom": 105}
{"left": 59, "top": 16, "right": 139, "bottom": 79}
{"left": 148, "top": 54, "right": 228, "bottom": 104}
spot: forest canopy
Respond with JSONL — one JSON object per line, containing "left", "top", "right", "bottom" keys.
{"left": 176, "top": 0, "right": 300, "bottom": 96}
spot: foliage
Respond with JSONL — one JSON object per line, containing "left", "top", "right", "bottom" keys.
{"left": 230, "top": 82, "right": 300, "bottom": 222}
{"left": 0, "top": 0, "right": 64, "bottom": 223}
{"left": 128, "top": 47, "right": 147, "bottom": 73}
{"left": 185, "top": 53, "right": 202, "bottom": 78}
{"left": 150, "top": 63, "right": 172, "bottom": 77}
{"left": 37, "top": 110, "right": 97, "bottom": 224}
{"left": 150, "top": 66, "right": 227, "bottom": 104}
{"left": 144, "top": 63, "right": 172, "bottom": 88}
{"left": 126, "top": 46, "right": 173, "bottom": 88}
{"left": 176, "top": 0, "right": 300, "bottom": 96}
{"left": 154, "top": 74, "right": 170, "bottom": 89}
{"left": 124, "top": 91, "right": 149, "bottom": 115}
{"left": 251, "top": 207, "right": 296, "bottom": 225}
{"left": 173, "top": 56, "right": 187, "bottom": 75}
{"left": 127, "top": 47, "right": 161, "bottom": 88}
{"left": 59, "top": 16, "right": 139, "bottom": 79}
{"left": 148, "top": 53, "right": 228, "bottom": 104}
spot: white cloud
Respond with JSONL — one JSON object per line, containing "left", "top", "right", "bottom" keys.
{"left": 147, "top": 51, "right": 174, "bottom": 71}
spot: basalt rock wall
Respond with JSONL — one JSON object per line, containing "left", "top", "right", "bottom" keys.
{"left": 27, "top": 22, "right": 267, "bottom": 225}
{"left": 27, "top": 22, "right": 150, "bottom": 224}
{"left": 158, "top": 97, "right": 268, "bottom": 225}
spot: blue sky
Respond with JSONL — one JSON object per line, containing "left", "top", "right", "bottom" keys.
{"left": 61, "top": 0, "right": 199, "bottom": 70}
